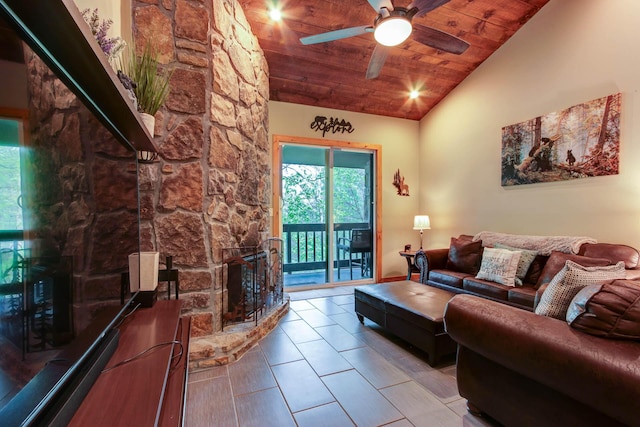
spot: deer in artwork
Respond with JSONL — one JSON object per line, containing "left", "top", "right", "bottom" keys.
{"left": 393, "top": 169, "right": 410, "bottom": 196}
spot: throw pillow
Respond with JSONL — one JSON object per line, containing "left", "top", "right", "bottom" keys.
{"left": 535, "top": 260, "right": 626, "bottom": 319}
{"left": 567, "top": 280, "right": 640, "bottom": 340}
{"left": 523, "top": 254, "right": 548, "bottom": 286}
{"left": 475, "top": 247, "right": 522, "bottom": 286}
{"left": 534, "top": 251, "right": 612, "bottom": 289}
{"left": 495, "top": 243, "right": 537, "bottom": 286}
{"left": 446, "top": 237, "right": 483, "bottom": 275}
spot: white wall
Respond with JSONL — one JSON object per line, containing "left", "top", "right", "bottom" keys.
{"left": 269, "top": 101, "right": 420, "bottom": 278}
{"left": 418, "top": 0, "right": 640, "bottom": 249}
{"left": 73, "top": 0, "right": 131, "bottom": 47}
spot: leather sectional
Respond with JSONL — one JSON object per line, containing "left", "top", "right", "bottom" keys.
{"left": 412, "top": 234, "right": 640, "bottom": 426}
{"left": 445, "top": 293, "right": 640, "bottom": 426}
{"left": 414, "top": 234, "right": 640, "bottom": 310}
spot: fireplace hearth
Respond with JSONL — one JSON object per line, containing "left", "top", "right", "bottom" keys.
{"left": 186, "top": 239, "right": 289, "bottom": 368}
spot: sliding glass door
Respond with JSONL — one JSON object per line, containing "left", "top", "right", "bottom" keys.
{"left": 281, "top": 145, "right": 329, "bottom": 286}
{"left": 333, "top": 150, "right": 373, "bottom": 283}
{"left": 279, "top": 143, "right": 375, "bottom": 288}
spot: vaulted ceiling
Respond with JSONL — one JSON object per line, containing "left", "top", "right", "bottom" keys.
{"left": 240, "top": 0, "right": 550, "bottom": 120}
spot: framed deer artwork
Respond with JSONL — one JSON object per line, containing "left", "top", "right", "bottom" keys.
{"left": 393, "top": 169, "right": 410, "bottom": 196}
{"left": 501, "top": 93, "right": 621, "bottom": 186}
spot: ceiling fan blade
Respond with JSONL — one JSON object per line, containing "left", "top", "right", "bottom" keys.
{"left": 368, "top": 0, "right": 394, "bottom": 12}
{"left": 408, "top": 0, "right": 450, "bottom": 18}
{"left": 300, "top": 25, "right": 372, "bottom": 45}
{"left": 412, "top": 24, "right": 470, "bottom": 54}
{"left": 366, "top": 45, "right": 391, "bottom": 79}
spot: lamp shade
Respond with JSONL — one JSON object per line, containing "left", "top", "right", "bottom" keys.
{"left": 413, "top": 215, "right": 431, "bottom": 230}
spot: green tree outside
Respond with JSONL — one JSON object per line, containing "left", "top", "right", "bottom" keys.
{"left": 282, "top": 163, "right": 369, "bottom": 265}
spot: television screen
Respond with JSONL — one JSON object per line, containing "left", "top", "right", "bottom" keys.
{"left": 0, "top": 12, "right": 140, "bottom": 425}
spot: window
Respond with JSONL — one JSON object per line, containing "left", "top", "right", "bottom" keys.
{"left": 0, "top": 118, "right": 23, "bottom": 231}
{"left": 0, "top": 114, "right": 26, "bottom": 286}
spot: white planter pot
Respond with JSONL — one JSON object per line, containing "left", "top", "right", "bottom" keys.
{"left": 138, "top": 112, "right": 159, "bottom": 163}
{"left": 140, "top": 112, "right": 155, "bottom": 135}
{"left": 128, "top": 252, "right": 160, "bottom": 292}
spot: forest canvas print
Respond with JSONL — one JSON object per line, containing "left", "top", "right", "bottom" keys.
{"left": 501, "top": 93, "right": 621, "bottom": 186}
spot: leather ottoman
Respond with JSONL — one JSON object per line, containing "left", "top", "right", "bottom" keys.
{"left": 354, "top": 281, "right": 457, "bottom": 365}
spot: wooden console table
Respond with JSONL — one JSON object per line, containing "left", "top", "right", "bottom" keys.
{"left": 399, "top": 251, "right": 420, "bottom": 280}
{"left": 69, "top": 300, "right": 189, "bottom": 426}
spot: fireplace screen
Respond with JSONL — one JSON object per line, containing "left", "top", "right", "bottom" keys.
{"left": 222, "top": 238, "right": 283, "bottom": 330}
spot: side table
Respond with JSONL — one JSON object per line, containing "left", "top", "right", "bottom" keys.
{"left": 399, "top": 251, "right": 420, "bottom": 280}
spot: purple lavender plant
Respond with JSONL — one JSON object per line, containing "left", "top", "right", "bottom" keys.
{"left": 81, "top": 8, "right": 126, "bottom": 62}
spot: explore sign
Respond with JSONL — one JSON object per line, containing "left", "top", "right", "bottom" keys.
{"left": 310, "top": 116, "right": 355, "bottom": 137}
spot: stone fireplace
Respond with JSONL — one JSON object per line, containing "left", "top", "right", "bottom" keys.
{"left": 132, "top": 0, "right": 278, "bottom": 367}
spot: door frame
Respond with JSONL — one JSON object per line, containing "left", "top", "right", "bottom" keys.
{"left": 272, "top": 134, "right": 383, "bottom": 283}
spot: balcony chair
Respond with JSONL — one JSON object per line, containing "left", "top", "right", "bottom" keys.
{"left": 337, "top": 228, "right": 372, "bottom": 280}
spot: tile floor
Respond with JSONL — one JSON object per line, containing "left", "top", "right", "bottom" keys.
{"left": 186, "top": 285, "right": 497, "bottom": 427}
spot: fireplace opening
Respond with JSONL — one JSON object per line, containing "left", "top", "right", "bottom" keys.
{"left": 222, "top": 238, "right": 284, "bottom": 330}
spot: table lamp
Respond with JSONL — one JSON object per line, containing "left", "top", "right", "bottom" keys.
{"left": 413, "top": 215, "right": 431, "bottom": 249}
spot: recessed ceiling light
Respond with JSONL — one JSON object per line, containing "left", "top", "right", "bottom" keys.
{"left": 268, "top": 7, "right": 282, "bottom": 22}
{"left": 409, "top": 90, "right": 420, "bottom": 99}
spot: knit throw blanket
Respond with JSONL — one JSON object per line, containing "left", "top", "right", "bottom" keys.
{"left": 472, "top": 231, "right": 597, "bottom": 255}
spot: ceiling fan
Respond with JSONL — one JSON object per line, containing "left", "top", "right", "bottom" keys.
{"left": 299, "top": 0, "right": 470, "bottom": 79}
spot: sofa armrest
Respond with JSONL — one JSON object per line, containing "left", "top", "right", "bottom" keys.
{"left": 444, "top": 294, "right": 640, "bottom": 427}
{"left": 414, "top": 248, "right": 449, "bottom": 284}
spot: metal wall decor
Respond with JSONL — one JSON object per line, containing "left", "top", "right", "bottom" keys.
{"left": 310, "top": 115, "right": 355, "bottom": 137}
{"left": 501, "top": 93, "right": 621, "bottom": 186}
{"left": 392, "top": 169, "right": 410, "bottom": 196}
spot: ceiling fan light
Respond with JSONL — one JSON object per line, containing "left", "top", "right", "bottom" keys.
{"left": 268, "top": 7, "right": 282, "bottom": 22}
{"left": 374, "top": 17, "right": 412, "bottom": 47}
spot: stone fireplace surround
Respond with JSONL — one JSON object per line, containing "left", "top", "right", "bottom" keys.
{"left": 132, "top": 0, "right": 273, "bottom": 368}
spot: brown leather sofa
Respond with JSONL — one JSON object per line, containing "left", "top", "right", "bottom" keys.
{"left": 444, "top": 293, "right": 640, "bottom": 427}
{"left": 414, "top": 235, "right": 640, "bottom": 310}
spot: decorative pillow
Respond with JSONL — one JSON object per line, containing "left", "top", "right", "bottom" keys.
{"left": 567, "top": 280, "right": 640, "bottom": 340}
{"left": 475, "top": 247, "right": 521, "bottom": 286}
{"left": 524, "top": 254, "right": 548, "bottom": 286}
{"left": 446, "top": 237, "right": 483, "bottom": 275}
{"left": 534, "top": 251, "right": 612, "bottom": 289}
{"left": 495, "top": 243, "right": 537, "bottom": 286}
{"left": 535, "top": 260, "right": 626, "bottom": 319}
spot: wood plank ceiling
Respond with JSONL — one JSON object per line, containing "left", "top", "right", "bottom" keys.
{"left": 240, "top": 0, "right": 550, "bottom": 120}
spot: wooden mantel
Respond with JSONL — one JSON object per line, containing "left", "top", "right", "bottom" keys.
{"left": 0, "top": 0, "right": 157, "bottom": 153}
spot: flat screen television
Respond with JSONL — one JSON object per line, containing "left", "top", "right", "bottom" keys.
{"left": 0, "top": 2, "right": 146, "bottom": 425}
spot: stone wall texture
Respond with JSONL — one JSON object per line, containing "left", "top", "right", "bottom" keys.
{"left": 132, "top": 0, "right": 271, "bottom": 365}
{"left": 24, "top": 49, "right": 139, "bottom": 332}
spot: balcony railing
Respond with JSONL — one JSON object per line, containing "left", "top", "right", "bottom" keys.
{"left": 282, "top": 222, "right": 369, "bottom": 274}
